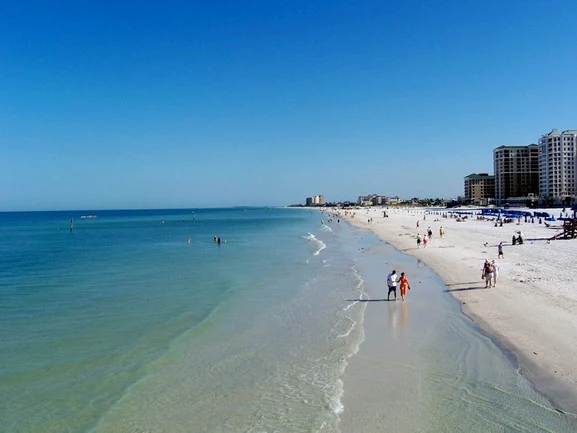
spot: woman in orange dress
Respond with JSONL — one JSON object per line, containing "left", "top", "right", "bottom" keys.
{"left": 399, "top": 272, "right": 410, "bottom": 301}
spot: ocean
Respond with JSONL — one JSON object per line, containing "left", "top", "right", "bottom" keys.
{"left": 1, "top": 207, "right": 575, "bottom": 432}
{"left": 1, "top": 208, "right": 367, "bottom": 432}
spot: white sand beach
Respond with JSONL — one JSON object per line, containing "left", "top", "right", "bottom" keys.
{"left": 339, "top": 206, "right": 577, "bottom": 416}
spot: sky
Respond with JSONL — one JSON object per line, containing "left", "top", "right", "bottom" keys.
{"left": 1, "top": 0, "right": 577, "bottom": 211}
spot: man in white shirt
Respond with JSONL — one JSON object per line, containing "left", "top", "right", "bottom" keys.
{"left": 387, "top": 269, "right": 398, "bottom": 301}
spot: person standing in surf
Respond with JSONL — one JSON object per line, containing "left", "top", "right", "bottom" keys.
{"left": 399, "top": 272, "right": 411, "bottom": 301}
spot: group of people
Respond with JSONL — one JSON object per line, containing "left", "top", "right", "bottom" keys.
{"left": 416, "top": 225, "right": 445, "bottom": 248}
{"left": 386, "top": 269, "right": 411, "bottom": 301}
{"left": 416, "top": 233, "right": 428, "bottom": 247}
{"left": 482, "top": 259, "right": 500, "bottom": 288}
{"left": 480, "top": 242, "right": 504, "bottom": 288}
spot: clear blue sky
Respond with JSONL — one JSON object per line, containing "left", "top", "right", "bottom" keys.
{"left": 1, "top": 0, "right": 576, "bottom": 210}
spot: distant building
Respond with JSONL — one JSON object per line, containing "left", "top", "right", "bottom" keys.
{"left": 538, "top": 129, "right": 577, "bottom": 203}
{"left": 357, "top": 194, "right": 388, "bottom": 206}
{"left": 493, "top": 144, "right": 539, "bottom": 205}
{"left": 464, "top": 173, "right": 495, "bottom": 205}
{"left": 305, "top": 195, "right": 325, "bottom": 206}
{"left": 357, "top": 195, "right": 372, "bottom": 206}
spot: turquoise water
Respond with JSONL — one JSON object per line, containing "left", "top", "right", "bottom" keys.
{"left": 1, "top": 208, "right": 576, "bottom": 432}
{"left": 1, "top": 208, "right": 367, "bottom": 432}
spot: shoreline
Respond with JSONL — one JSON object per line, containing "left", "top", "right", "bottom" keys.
{"left": 336, "top": 206, "right": 577, "bottom": 417}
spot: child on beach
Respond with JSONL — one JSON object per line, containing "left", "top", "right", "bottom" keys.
{"left": 417, "top": 234, "right": 422, "bottom": 248}
{"left": 498, "top": 242, "right": 504, "bottom": 259}
{"left": 399, "top": 272, "right": 411, "bottom": 301}
{"left": 423, "top": 234, "right": 428, "bottom": 247}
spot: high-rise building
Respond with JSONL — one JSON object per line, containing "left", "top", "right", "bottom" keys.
{"left": 463, "top": 173, "right": 495, "bottom": 205}
{"left": 538, "top": 129, "right": 577, "bottom": 202}
{"left": 305, "top": 195, "right": 325, "bottom": 206}
{"left": 493, "top": 145, "right": 539, "bottom": 205}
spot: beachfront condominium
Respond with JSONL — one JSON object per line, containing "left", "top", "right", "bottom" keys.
{"left": 493, "top": 145, "right": 539, "bottom": 206}
{"left": 538, "top": 129, "right": 577, "bottom": 204}
{"left": 357, "top": 194, "right": 388, "bottom": 206}
{"left": 463, "top": 173, "right": 495, "bottom": 205}
{"left": 305, "top": 195, "right": 325, "bottom": 206}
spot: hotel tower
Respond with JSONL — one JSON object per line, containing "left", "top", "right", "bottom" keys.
{"left": 538, "top": 129, "right": 577, "bottom": 203}
{"left": 493, "top": 144, "right": 539, "bottom": 205}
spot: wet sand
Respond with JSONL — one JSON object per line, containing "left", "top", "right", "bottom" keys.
{"left": 337, "top": 210, "right": 577, "bottom": 431}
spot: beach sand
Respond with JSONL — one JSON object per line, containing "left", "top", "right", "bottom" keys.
{"left": 339, "top": 207, "right": 577, "bottom": 417}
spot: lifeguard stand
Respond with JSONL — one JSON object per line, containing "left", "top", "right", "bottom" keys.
{"left": 559, "top": 219, "right": 577, "bottom": 239}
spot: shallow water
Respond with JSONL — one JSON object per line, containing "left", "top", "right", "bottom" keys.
{"left": 340, "top": 228, "right": 577, "bottom": 432}
{"left": 1, "top": 209, "right": 366, "bottom": 432}
{"left": 1, "top": 209, "right": 575, "bottom": 432}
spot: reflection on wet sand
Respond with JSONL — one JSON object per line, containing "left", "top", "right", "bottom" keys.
{"left": 387, "top": 301, "right": 409, "bottom": 330}
{"left": 400, "top": 301, "right": 408, "bottom": 327}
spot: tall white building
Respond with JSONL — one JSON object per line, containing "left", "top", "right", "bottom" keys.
{"left": 538, "top": 129, "right": 577, "bottom": 202}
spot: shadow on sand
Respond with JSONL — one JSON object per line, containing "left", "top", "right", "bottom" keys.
{"left": 444, "top": 286, "right": 488, "bottom": 293}
{"left": 446, "top": 281, "right": 481, "bottom": 287}
{"left": 345, "top": 298, "right": 392, "bottom": 302}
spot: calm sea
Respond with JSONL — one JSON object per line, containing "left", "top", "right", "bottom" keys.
{"left": 1, "top": 208, "right": 368, "bottom": 432}
{"left": 1, "top": 208, "right": 575, "bottom": 432}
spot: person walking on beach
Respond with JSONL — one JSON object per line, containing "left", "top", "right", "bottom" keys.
{"left": 439, "top": 226, "right": 444, "bottom": 237}
{"left": 387, "top": 270, "right": 398, "bottom": 301}
{"left": 498, "top": 242, "right": 504, "bottom": 259}
{"left": 416, "top": 234, "right": 422, "bottom": 248}
{"left": 399, "top": 272, "right": 411, "bottom": 301}
{"left": 491, "top": 260, "right": 500, "bottom": 286}
{"left": 423, "top": 234, "right": 428, "bottom": 247}
{"left": 482, "top": 259, "right": 494, "bottom": 288}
